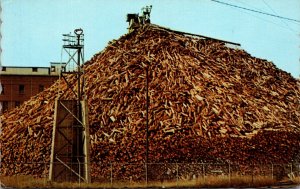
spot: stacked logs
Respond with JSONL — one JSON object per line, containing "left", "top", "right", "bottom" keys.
{"left": 1, "top": 24, "right": 299, "bottom": 180}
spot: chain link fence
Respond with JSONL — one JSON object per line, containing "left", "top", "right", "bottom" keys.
{"left": 91, "top": 162, "right": 300, "bottom": 183}
{"left": 1, "top": 162, "right": 300, "bottom": 187}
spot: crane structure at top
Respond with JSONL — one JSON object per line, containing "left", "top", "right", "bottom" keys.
{"left": 126, "top": 5, "right": 152, "bottom": 32}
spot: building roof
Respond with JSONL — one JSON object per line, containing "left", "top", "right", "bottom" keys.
{"left": 0, "top": 63, "right": 65, "bottom": 76}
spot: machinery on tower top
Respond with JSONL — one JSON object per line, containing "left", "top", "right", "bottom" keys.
{"left": 127, "top": 5, "right": 152, "bottom": 32}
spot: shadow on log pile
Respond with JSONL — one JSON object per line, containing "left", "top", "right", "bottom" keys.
{"left": 1, "top": 24, "right": 300, "bottom": 180}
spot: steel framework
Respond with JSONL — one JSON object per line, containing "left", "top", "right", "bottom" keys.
{"left": 49, "top": 28, "right": 91, "bottom": 183}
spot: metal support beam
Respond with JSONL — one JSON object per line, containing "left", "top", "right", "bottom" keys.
{"left": 49, "top": 28, "right": 90, "bottom": 183}
{"left": 56, "top": 156, "right": 86, "bottom": 182}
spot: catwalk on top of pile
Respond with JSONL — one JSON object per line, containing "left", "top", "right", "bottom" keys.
{"left": 1, "top": 24, "right": 299, "bottom": 179}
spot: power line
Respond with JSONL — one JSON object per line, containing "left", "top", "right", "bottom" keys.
{"left": 230, "top": 0, "right": 298, "bottom": 35}
{"left": 229, "top": 0, "right": 289, "bottom": 29}
{"left": 233, "top": 5, "right": 296, "bottom": 35}
{"left": 211, "top": 0, "right": 300, "bottom": 23}
{"left": 232, "top": 0, "right": 266, "bottom": 13}
{"left": 261, "top": 0, "right": 297, "bottom": 34}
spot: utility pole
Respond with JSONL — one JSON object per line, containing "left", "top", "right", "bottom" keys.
{"left": 145, "top": 60, "right": 149, "bottom": 185}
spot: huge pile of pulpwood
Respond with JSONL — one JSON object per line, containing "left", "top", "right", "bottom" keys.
{"left": 1, "top": 24, "right": 300, "bottom": 180}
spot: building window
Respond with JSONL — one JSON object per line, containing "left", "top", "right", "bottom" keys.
{"left": 19, "top": 85, "right": 25, "bottom": 94}
{"left": 39, "top": 85, "right": 44, "bottom": 92}
{"left": 15, "top": 101, "right": 20, "bottom": 107}
{"left": 0, "top": 84, "right": 4, "bottom": 95}
{"left": 1, "top": 101, "right": 8, "bottom": 112}
{"left": 51, "top": 66, "right": 56, "bottom": 72}
{"left": 32, "top": 67, "right": 38, "bottom": 72}
{"left": 2, "top": 67, "right": 6, "bottom": 71}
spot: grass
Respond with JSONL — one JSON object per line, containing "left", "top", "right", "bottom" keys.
{"left": 196, "top": 175, "right": 276, "bottom": 188}
{"left": 292, "top": 176, "right": 300, "bottom": 184}
{"left": 0, "top": 174, "right": 291, "bottom": 188}
{"left": 0, "top": 175, "right": 47, "bottom": 188}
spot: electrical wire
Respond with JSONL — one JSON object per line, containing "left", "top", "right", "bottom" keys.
{"left": 231, "top": 0, "right": 266, "bottom": 13}
{"left": 227, "top": 0, "right": 299, "bottom": 36}
{"left": 261, "top": 0, "right": 297, "bottom": 34}
{"left": 235, "top": 6, "right": 296, "bottom": 34}
{"left": 211, "top": 0, "right": 300, "bottom": 23}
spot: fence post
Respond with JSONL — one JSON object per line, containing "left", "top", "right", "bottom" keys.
{"left": 78, "top": 159, "right": 81, "bottom": 186}
{"left": 44, "top": 160, "right": 46, "bottom": 187}
{"left": 110, "top": 162, "right": 113, "bottom": 187}
{"left": 251, "top": 162, "right": 254, "bottom": 186}
{"left": 271, "top": 163, "right": 273, "bottom": 180}
{"left": 145, "top": 162, "right": 148, "bottom": 186}
{"left": 202, "top": 163, "right": 205, "bottom": 183}
{"left": 228, "top": 162, "right": 231, "bottom": 184}
{"left": 176, "top": 163, "right": 179, "bottom": 187}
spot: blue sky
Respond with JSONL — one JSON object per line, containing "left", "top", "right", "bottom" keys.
{"left": 2, "top": 0, "right": 300, "bottom": 78}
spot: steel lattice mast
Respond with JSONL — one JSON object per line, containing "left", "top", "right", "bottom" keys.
{"left": 49, "top": 28, "right": 91, "bottom": 183}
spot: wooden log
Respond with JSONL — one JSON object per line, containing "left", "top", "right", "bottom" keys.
{"left": 0, "top": 24, "right": 299, "bottom": 180}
